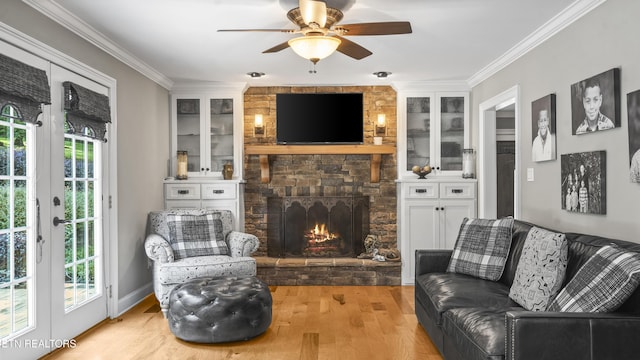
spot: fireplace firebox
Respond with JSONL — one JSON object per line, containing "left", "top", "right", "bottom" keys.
{"left": 267, "top": 196, "right": 370, "bottom": 258}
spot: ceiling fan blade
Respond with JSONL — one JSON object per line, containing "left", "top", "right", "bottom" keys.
{"left": 300, "top": 0, "right": 327, "bottom": 27}
{"left": 335, "top": 22, "right": 412, "bottom": 36}
{"left": 263, "top": 41, "right": 291, "bottom": 54}
{"left": 218, "top": 29, "right": 296, "bottom": 33}
{"left": 334, "top": 36, "right": 372, "bottom": 60}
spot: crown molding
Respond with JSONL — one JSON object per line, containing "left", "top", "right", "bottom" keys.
{"left": 392, "top": 80, "right": 471, "bottom": 92}
{"left": 22, "top": 0, "right": 174, "bottom": 90}
{"left": 467, "top": 0, "right": 607, "bottom": 88}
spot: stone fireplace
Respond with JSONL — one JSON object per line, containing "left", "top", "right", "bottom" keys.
{"left": 242, "top": 85, "right": 400, "bottom": 285}
{"left": 267, "top": 196, "right": 369, "bottom": 258}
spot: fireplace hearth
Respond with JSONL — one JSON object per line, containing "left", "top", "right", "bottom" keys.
{"left": 267, "top": 196, "right": 370, "bottom": 258}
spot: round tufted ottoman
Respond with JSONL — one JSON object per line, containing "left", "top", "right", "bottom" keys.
{"left": 167, "top": 276, "right": 272, "bottom": 343}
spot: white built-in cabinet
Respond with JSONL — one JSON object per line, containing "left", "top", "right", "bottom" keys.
{"left": 167, "top": 84, "right": 245, "bottom": 229}
{"left": 397, "top": 91, "right": 469, "bottom": 177}
{"left": 398, "top": 179, "right": 477, "bottom": 284}
{"left": 170, "top": 88, "right": 243, "bottom": 178}
{"left": 164, "top": 179, "right": 245, "bottom": 231}
{"left": 396, "top": 86, "right": 476, "bottom": 284}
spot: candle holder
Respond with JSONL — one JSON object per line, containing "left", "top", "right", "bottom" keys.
{"left": 176, "top": 151, "right": 188, "bottom": 180}
{"left": 462, "top": 149, "right": 475, "bottom": 179}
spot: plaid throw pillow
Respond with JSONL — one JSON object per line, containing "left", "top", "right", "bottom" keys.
{"left": 166, "top": 214, "right": 228, "bottom": 260}
{"left": 447, "top": 217, "right": 515, "bottom": 281}
{"left": 547, "top": 245, "right": 640, "bottom": 312}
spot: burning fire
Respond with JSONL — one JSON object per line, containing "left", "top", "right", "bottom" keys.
{"left": 306, "top": 223, "right": 339, "bottom": 243}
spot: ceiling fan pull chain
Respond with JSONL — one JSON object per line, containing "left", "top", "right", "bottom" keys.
{"left": 308, "top": 61, "right": 317, "bottom": 74}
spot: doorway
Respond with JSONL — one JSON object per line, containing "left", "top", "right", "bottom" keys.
{"left": 478, "top": 86, "right": 520, "bottom": 219}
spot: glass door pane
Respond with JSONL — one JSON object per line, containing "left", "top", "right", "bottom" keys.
{"left": 62, "top": 130, "right": 102, "bottom": 310}
{"left": 406, "top": 97, "right": 431, "bottom": 170}
{"left": 176, "top": 99, "right": 201, "bottom": 173}
{"left": 0, "top": 105, "right": 33, "bottom": 339}
{"left": 439, "top": 96, "right": 465, "bottom": 171}
{"left": 210, "top": 99, "right": 234, "bottom": 172}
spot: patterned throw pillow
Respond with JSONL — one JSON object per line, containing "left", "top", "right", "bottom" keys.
{"left": 446, "top": 217, "right": 515, "bottom": 281}
{"left": 166, "top": 214, "right": 228, "bottom": 260}
{"left": 509, "top": 227, "right": 568, "bottom": 311}
{"left": 547, "top": 245, "right": 640, "bottom": 312}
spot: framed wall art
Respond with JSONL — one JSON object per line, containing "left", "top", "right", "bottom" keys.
{"left": 561, "top": 150, "right": 606, "bottom": 214}
{"left": 531, "top": 94, "right": 556, "bottom": 162}
{"left": 628, "top": 89, "right": 640, "bottom": 183}
{"left": 570, "top": 68, "right": 620, "bottom": 135}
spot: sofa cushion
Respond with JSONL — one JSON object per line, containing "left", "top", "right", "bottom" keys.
{"left": 415, "top": 272, "right": 520, "bottom": 326}
{"left": 157, "top": 255, "right": 256, "bottom": 284}
{"left": 167, "top": 214, "right": 229, "bottom": 259}
{"left": 548, "top": 245, "right": 640, "bottom": 312}
{"left": 442, "top": 307, "right": 521, "bottom": 360}
{"left": 509, "top": 227, "right": 568, "bottom": 311}
{"left": 447, "top": 217, "right": 515, "bottom": 281}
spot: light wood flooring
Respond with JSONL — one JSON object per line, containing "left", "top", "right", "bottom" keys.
{"left": 41, "top": 286, "right": 442, "bottom": 360}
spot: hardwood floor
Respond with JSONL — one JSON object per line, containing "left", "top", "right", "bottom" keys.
{"left": 41, "top": 286, "right": 442, "bottom": 360}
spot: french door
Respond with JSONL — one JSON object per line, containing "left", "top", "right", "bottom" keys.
{"left": 49, "top": 64, "right": 108, "bottom": 342}
{"left": 0, "top": 45, "right": 109, "bottom": 359}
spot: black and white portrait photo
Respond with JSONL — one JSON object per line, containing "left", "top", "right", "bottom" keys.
{"left": 628, "top": 89, "right": 640, "bottom": 183}
{"left": 561, "top": 151, "right": 606, "bottom": 214}
{"left": 570, "top": 68, "right": 620, "bottom": 135}
{"left": 531, "top": 94, "right": 556, "bottom": 162}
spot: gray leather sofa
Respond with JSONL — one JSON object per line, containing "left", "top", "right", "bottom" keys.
{"left": 414, "top": 220, "right": 640, "bottom": 360}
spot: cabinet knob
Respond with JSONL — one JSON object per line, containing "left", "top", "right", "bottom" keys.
{"left": 177, "top": 190, "right": 189, "bottom": 195}
{"left": 415, "top": 188, "right": 427, "bottom": 194}
{"left": 212, "top": 189, "right": 224, "bottom": 194}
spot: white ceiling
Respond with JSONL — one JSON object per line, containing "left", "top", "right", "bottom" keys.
{"left": 27, "top": 0, "right": 596, "bottom": 89}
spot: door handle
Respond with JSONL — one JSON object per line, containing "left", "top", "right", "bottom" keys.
{"left": 53, "top": 217, "right": 71, "bottom": 226}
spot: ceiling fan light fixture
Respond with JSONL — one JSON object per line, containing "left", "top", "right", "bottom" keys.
{"left": 247, "top": 72, "right": 265, "bottom": 78}
{"left": 288, "top": 36, "right": 341, "bottom": 63}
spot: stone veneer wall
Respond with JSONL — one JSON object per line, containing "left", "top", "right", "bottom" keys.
{"left": 243, "top": 86, "right": 397, "bottom": 256}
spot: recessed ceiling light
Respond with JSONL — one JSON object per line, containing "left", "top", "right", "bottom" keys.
{"left": 247, "top": 72, "right": 265, "bottom": 78}
{"left": 373, "top": 71, "right": 391, "bottom": 78}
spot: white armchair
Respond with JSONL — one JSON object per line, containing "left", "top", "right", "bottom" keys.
{"left": 144, "top": 209, "right": 258, "bottom": 317}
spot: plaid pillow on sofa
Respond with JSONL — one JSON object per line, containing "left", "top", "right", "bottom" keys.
{"left": 547, "top": 244, "right": 640, "bottom": 312}
{"left": 166, "top": 214, "right": 228, "bottom": 260}
{"left": 447, "top": 217, "right": 515, "bottom": 281}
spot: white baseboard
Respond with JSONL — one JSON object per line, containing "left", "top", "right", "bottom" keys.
{"left": 116, "top": 283, "right": 154, "bottom": 317}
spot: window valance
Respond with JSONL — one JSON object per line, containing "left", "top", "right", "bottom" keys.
{"left": 0, "top": 53, "right": 51, "bottom": 124}
{"left": 63, "top": 81, "right": 111, "bottom": 142}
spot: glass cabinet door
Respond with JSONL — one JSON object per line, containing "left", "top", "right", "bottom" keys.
{"left": 406, "top": 97, "right": 431, "bottom": 170}
{"left": 439, "top": 96, "right": 465, "bottom": 171}
{"left": 176, "top": 99, "right": 201, "bottom": 173}
{"left": 209, "top": 98, "right": 234, "bottom": 172}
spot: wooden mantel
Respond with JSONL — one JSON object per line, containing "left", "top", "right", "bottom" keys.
{"left": 245, "top": 145, "right": 396, "bottom": 184}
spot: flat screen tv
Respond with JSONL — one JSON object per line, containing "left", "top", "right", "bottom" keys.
{"left": 276, "top": 93, "right": 363, "bottom": 144}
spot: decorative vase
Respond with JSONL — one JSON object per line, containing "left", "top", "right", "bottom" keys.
{"left": 222, "top": 162, "right": 234, "bottom": 180}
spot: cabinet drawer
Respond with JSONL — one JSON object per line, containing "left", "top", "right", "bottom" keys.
{"left": 165, "top": 200, "right": 201, "bottom": 209}
{"left": 165, "top": 183, "right": 201, "bottom": 200}
{"left": 406, "top": 183, "right": 438, "bottom": 198}
{"left": 439, "top": 183, "right": 475, "bottom": 199}
{"left": 201, "top": 183, "right": 236, "bottom": 200}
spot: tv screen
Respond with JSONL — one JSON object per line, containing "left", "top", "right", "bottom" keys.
{"left": 276, "top": 93, "right": 364, "bottom": 144}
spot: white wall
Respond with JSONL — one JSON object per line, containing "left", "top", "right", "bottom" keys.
{"left": 0, "top": 1, "right": 169, "bottom": 308}
{"left": 471, "top": 0, "right": 640, "bottom": 241}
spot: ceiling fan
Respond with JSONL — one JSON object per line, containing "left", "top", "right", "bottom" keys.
{"left": 218, "top": 0, "right": 412, "bottom": 64}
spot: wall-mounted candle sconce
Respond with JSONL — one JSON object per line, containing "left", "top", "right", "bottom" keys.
{"left": 254, "top": 114, "right": 264, "bottom": 136}
{"left": 376, "top": 113, "right": 386, "bottom": 135}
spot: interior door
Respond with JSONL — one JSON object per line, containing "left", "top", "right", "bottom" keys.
{"left": 49, "top": 64, "right": 108, "bottom": 340}
{"left": 0, "top": 42, "right": 51, "bottom": 360}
